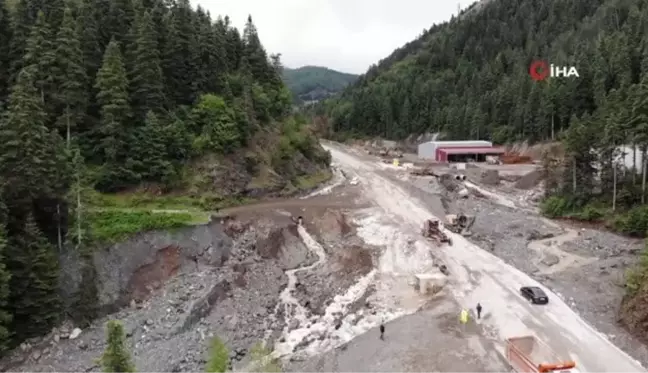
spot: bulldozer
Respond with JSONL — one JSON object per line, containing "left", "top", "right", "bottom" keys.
{"left": 421, "top": 219, "right": 452, "bottom": 246}
{"left": 445, "top": 213, "right": 475, "bottom": 236}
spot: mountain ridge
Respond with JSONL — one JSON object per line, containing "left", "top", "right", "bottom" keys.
{"left": 282, "top": 65, "right": 358, "bottom": 104}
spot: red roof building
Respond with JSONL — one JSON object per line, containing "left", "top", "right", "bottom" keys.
{"left": 436, "top": 146, "right": 505, "bottom": 162}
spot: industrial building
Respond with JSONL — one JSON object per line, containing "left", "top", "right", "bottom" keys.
{"left": 417, "top": 140, "right": 505, "bottom": 162}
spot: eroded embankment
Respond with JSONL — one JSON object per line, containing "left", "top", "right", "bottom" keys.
{"left": 2, "top": 213, "right": 318, "bottom": 372}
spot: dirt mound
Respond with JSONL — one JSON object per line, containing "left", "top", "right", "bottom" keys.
{"left": 480, "top": 169, "right": 500, "bottom": 185}
{"left": 507, "top": 141, "right": 563, "bottom": 160}
{"left": 515, "top": 169, "right": 543, "bottom": 190}
{"left": 255, "top": 223, "right": 299, "bottom": 259}
{"left": 619, "top": 285, "right": 648, "bottom": 342}
{"left": 317, "top": 210, "right": 355, "bottom": 238}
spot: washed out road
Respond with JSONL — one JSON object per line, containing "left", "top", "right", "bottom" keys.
{"left": 323, "top": 142, "right": 645, "bottom": 372}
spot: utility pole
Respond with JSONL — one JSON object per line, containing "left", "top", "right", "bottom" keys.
{"left": 457, "top": 3, "right": 461, "bottom": 16}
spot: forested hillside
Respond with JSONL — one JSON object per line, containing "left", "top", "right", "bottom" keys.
{"left": 0, "top": 0, "right": 329, "bottom": 353}
{"left": 322, "top": 0, "right": 648, "bottom": 340}
{"left": 283, "top": 66, "right": 357, "bottom": 104}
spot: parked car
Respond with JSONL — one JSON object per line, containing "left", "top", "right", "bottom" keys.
{"left": 520, "top": 286, "right": 549, "bottom": 304}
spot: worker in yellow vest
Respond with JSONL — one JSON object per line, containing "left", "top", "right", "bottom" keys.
{"left": 460, "top": 309, "right": 469, "bottom": 324}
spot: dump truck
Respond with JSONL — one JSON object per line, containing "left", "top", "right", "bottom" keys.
{"left": 421, "top": 219, "right": 452, "bottom": 246}
{"left": 445, "top": 213, "right": 475, "bottom": 236}
{"left": 506, "top": 335, "right": 578, "bottom": 373}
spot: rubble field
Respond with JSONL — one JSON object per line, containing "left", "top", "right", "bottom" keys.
{"left": 0, "top": 184, "right": 381, "bottom": 372}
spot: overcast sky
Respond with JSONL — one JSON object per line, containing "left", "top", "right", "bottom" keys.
{"left": 196, "top": 0, "right": 477, "bottom": 74}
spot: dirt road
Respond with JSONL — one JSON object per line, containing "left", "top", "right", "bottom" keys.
{"left": 323, "top": 142, "right": 645, "bottom": 372}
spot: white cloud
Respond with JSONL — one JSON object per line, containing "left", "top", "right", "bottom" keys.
{"left": 196, "top": 0, "right": 477, "bottom": 74}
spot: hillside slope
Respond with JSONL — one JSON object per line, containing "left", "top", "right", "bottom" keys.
{"left": 322, "top": 0, "right": 648, "bottom": 345}
{"left": 324, "top": 0, "right": 644, "bottom": 142}
{"left": 283, "top": 66, "right": 358, "bottom": 103}
{"left": 0, "top": 0, "right": 330, "bottom": 351}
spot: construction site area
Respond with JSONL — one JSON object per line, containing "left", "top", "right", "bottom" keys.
{"left": 6, "top": 139, "right": 648, "bottom": 372}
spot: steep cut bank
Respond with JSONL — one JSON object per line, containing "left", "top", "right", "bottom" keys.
{"left": 2, "top": 212, "right": 318, "bottom": 371}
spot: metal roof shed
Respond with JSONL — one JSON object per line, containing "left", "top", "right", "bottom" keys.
{"left": 418, "top": 140, "right": 493, "bottom": 160}
{"left": 437, "top": 146, "right": 505, "bottom": 162}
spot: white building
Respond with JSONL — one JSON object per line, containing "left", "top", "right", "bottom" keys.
{"left": 418, "top": 140, "right": 493, "bottom": 161}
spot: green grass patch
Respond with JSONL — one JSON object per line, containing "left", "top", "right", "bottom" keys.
{"left": 89, "top": 190, "right": 203, "bottom": 210}
{"left": 88, "top": 210, "right": 195, "bottom": 243}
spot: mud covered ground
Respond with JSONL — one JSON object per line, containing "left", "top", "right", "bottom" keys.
{"left": 391, "top": 168, "right": 648, "bottom": 366}
{"left": 287, "top": 299, "right": 508, "bottom": 372}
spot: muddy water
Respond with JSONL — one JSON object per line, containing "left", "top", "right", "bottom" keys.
{"left": 272, "top": 226, "right": 328, "bottom": 356}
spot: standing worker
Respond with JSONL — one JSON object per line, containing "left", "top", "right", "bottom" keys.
{"left": 379, "top": 323, "right": 385, "bottom": 340}
{"left": 476, "top": 303, "right": 482, "bottom": 319}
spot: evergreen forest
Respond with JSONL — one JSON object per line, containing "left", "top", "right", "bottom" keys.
{"left": 0, "top": 0, "right": 329, "bottom": 353}
{"left": 321, "top": 0, "right": 648, "bottom": 237}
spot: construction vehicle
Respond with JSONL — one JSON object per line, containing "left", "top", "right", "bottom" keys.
{"left": 506, "top": 335, "right": 579, "bottom": 373}
{"left": 445, "top": 213, "right": 475, "bottom": 236}
{"left": 421, "top": 219, "right": 452, "bottom": 246}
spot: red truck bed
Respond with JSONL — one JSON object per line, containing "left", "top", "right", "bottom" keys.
{"left": 506, "top": 336, "right": 576, "bottom": 373}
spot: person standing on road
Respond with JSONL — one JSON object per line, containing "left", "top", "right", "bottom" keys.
{"left": 476, "top": 303, "right": 482, "bottom": 319}
{"left": 379, "top": 323, "right": 385, "bottom": 340}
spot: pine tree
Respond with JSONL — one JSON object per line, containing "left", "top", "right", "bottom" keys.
{"left": 100, "top": 320, "right": 135, "bottom": 372}
{"left": 107, "top": 0, "right": 135, "bottom": 46}
{"left": 137, "top": 111, "right": 174, "bottom": 182}
{"left": 7, "top": 0, "right": 36, "bottom": 83}
{"left": 130, "top": 11, "right": 165, "bottom": 120}
{"left": 21, "top": 11, "right": 56, "bottom": 109}
{"left": 54, "top": 5, "right": 88, "bottom": 146}
{"left": 0, "top": 68, "right": 62, "bottom": 205}
{"left": 94, "top": 38, "right": 138, "bottom": 191}
{"left": 76, "top": 0, "right": 103, "bottom": 81}
{"left": 43, "top": 0, "right": 65, "bottom": 32}
{"left": 242, "top": 16, "right": 270, "bottom": 84}
{"left": 163, "top": 0, "right": 199, "bottom": 105}
{"left": 0, "top": 0, "right": 13, "bottom": 106}
{"left": 0, "top": 224, "right": 12, "bottom": 354}
{"left": 6, "top": 214, "right": 60, "bottom": 340}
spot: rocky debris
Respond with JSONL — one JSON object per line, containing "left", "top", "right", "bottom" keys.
{"left": 438, "top": 174, "right": 461, "bottom": 192}
{"left": 479, "top": 169, "right": 500, "bottom": 185}
{"left": 410, "top": 167, "right": 439, "bottom": 177}
{"left": 292, "top": 210, "right": 374, "bottom": 318}
{"left": 515, "top": 169, "right": 543, "bottom": 190}
{"left": 540, "top": 253, "right": 560, "bottom": 267}
{"left": 558, "top": 229, "right": 643, "bottom": 259}
{"left": 527, "top": 230, "right": 555, "bottom": 241}
{"left": 2, "top": 216, "right": 319, "bottom": 372}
